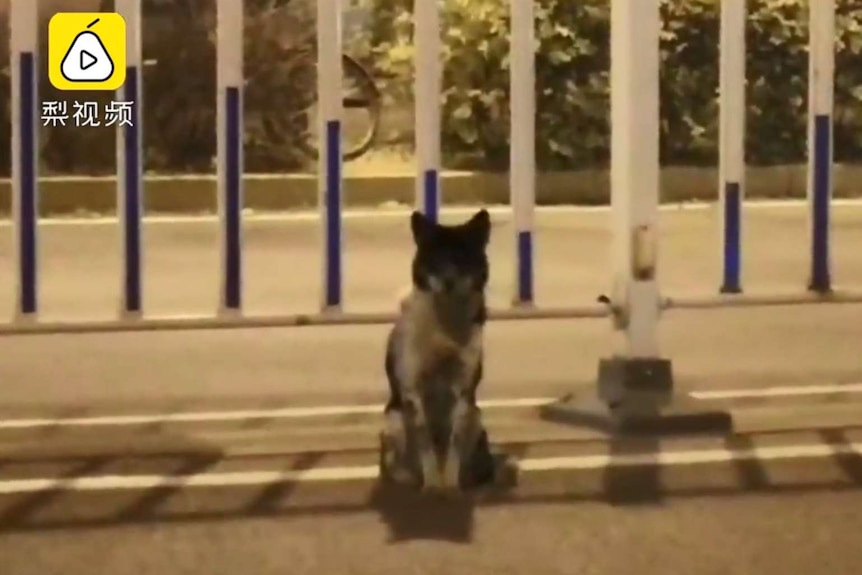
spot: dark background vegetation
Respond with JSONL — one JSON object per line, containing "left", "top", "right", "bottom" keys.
{"left": 0, "top": 0, "right": 861, "bottom": 176}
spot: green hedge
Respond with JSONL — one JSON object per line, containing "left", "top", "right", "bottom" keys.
{"left": 1, "top": 0, "right": 861, "bottom": 176}
{"left": 0, "top": 0, "right": 316, "bottom": 177}
{"left": 358, "top": 0, "right": 862, "bottom": 170}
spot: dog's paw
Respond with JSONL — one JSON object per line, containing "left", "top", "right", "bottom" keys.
{"left": 491, "top": 453, "right": 519, "bottom": 489}
{"left": 442, "top": 452, "right": 462, "bottom": 490}
{"left": 383, "top": 411, "right": 407, "bottom": 446}
{"left": 390, "top": 466, "right": 419, "bottom": 486}
{"left": 419, "top": 452, "right": 444, "bottom": 491}
{"left": 494, "top": 455, "right": 520, "bottom": 488}
{"left": 381, "top": 449, "right": 417, "bottom": 486}
{"left": 379, "top": 429, "right": 419, "bottom": 487}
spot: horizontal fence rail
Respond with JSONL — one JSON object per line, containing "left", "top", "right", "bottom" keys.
{"left": 3, "top": 290, "right": 862, "bottom": 337}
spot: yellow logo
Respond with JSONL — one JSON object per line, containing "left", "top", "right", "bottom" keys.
{"left": 48, "top": 13, "right": 126, "bottom": 91}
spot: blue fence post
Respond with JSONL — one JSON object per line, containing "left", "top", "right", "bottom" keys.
{"left": 807, "top": 0, "right": 835, "bottom": 293}
{"left": 718, "top": 0, "right": 746, "bottom": 294}
{"left": 510, "top": 0, "right": 536, "bottom": 305}
{"left": 415, "top": 0, "right": 441, "bottom": 223}
{"left": 10, "top": 0, "right": 39, "bottom": 319}
{"left": 317, "top": 0, "right": 344, "bottom": 310}
{"left": 217, "top": 0, "right": 244, "bottom": 313}
{"left": 116, "top": 0, "right": 143, "bottom": 316}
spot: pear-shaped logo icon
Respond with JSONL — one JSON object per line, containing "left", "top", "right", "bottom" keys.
{"left": 60, "top": 19, "right": 114, "bottom": 82}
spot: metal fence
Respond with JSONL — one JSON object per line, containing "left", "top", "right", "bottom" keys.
{"left": 5, "top": 0, "right": 862, "bottom": 339}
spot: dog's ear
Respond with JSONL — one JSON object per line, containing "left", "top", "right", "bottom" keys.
{"left": 464, "top": 208, "right": 491, "bottom": 247}
{"left": 410, "top": 210, "right": 434, "bottom": 246}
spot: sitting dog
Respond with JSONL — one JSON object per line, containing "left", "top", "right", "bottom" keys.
{"left": 380, "top": 208, "right": 507, "bottom": 492}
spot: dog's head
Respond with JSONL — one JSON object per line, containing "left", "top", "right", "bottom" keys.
{"left": 410, "top": 208, "right": 491, "bottom": 295}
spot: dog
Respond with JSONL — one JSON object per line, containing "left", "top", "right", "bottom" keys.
{"left": 381, "top": 208, "right": 499, "bottom": 492}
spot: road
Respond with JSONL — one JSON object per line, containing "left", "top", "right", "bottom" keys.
{"left": 0, "top": 203, "right": 861, "bottom": 320}
{"left": 4, "top": 488, "right": 858, "bottom": 575}
{"left": 1, "top": 204, "right": 861, "bottom": 574}
{"left": 0, "top": 302, "right": 860, "bottom": 575}
{"left": 1, "top": 420, "right": 862, "bottom": 575}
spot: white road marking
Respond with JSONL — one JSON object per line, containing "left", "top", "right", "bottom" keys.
{"left": 0, "top": 440, "right": 859, "bottom": 495}
{"left": 517, "top": 441, "right": 862, "bottom": 472}
{"left": 0, "top": 397, "right": 551, "bottom": 430}
{"left": 690, "top": 383, "right": 862, "bottom": 400}
{"left": 0, "top": 383, "right": 860, "bottom": 431}
{"left": 0, "top": 198, "right": 860, "bottom": 228}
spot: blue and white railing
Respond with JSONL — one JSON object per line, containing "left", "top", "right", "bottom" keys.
{"left": 3, "top": 0, "right": 861, "bottom": 337}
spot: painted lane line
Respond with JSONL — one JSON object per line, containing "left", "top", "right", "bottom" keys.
{"left": 1, "top": 383, "right": 861, "bottom": 431}
{"left": 518, "top": 442, "right": 862, "bottom": 471}
{"left": 689, "top": 382, "right": 862, "bottom": 400}
{"left": 0, "top": 397, "right": 553, "bottom": 430}
{"left": 0, "top": 441, "right": 859, "bottom": 495}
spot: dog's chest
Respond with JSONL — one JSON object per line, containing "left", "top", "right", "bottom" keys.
{"left": 396, "top": 292, "right": 483, "bottom": 392}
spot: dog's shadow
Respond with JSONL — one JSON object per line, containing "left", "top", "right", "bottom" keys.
{"left": 369, "top": 481, "right": 478, "bottom": 544}
{"left": 368, "top": 446, "right": 520, "bottom": 544}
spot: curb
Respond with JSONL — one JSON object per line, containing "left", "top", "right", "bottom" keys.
{"left": 0, "top": 164, "right": 860, "bottom": 216}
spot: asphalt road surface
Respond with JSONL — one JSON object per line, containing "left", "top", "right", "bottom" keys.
{"left": 0, "top": 203, "right": 861, "bottom": 320}
{"left": 5, "top": 486, "right": 858, "bottom": 575}
{"left": 1, "top": 417, "right": 862, "bottom": 575}
{"left": 0, "top": 303, "right": 860, "bottom": 575}
{"left": 1, "top": 204, "right": 861, "bottom": 574}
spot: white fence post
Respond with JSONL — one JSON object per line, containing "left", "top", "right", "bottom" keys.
{"left": 718, "top": 0, "right": 745, "bottom": 294}
{"left": 807, "top": 0, "right": 834, "bottom": 293}
{"left": 414, "top": 0, "right": 442, "bottom": 221}
{"left": 216, "top": 0, "right": 244, "bottom": 313}
{"left": 609, "top": 0, "right": 660, "bottom": 361}
{"left": 318, "top": 0, "right": 344, "bottom": 310}
{"left": 510, "top": 0, "right": 536, "bottom": 306}
{"left": 540, "top": 0, "right": 731, "bottom": 434}
{"left": 116, "top": 0, "right": 144, "bottom": 316}
{"left": 10, "top": 0, "right": 39, "bottom": 320}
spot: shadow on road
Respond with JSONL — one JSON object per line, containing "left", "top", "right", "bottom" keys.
{"left": 1, "top": 430, "right": 862, "bottom": 535}
{"left": 369, "top": 483, "right": 476, "bottom": 544}
{"left": 602, "top": 436, "right": 665, "bottom": 506}
{"left": 0, "top": 456, "right": 114, "bottom": 525}
{"left": 366, "top": 443, "right": 531, "bottom": 543}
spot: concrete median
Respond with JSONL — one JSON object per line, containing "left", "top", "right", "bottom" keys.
{"left": 1, "top": 163, "right": 861, "bottom": 216}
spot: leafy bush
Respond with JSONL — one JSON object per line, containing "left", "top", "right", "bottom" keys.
{"left": 142, "top": 0, "right": 318, "bottom": 173}
{"left": 2, "top": 0, "right": 862, "bottom": 176}
{"left": 359, "top": 0, "right": 862, "bottom": 170}
{"left": 0, "top": 0, "right": 317, "bottom": 176}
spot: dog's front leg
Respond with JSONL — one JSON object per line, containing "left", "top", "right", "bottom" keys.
{"left": 442, "top": 391, "right": 472, "bottom": 489}
{"left": 402, "top": 390, "right": 442, "bottom": 490}
{"left": 442, "top": 341, "right": 483, "bottom": 490}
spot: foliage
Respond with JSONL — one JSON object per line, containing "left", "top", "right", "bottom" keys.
{"left": 0, "top": 0, "right": 316, "bottom": 176}
{"left": 359, "top": 0, "right": 862, "bottom": 170}
{"left": 138, "top": 0, "right": 317, "bottom": 173}
{"left": 1, "top": 0, "right": 862, "bottom": 176}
